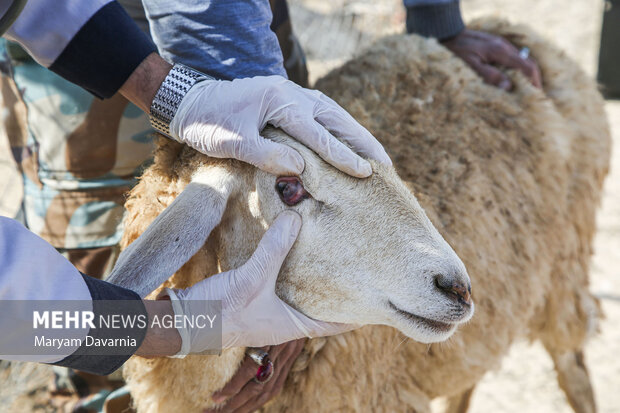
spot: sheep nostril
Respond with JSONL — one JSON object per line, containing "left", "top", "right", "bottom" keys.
{"left": 453, "top": 283, "right": 472, "bottom": 305}
{"left": 434, "top": 274, "right": 472, "bottom": 306}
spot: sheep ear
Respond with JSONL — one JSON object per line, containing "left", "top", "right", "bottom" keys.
{"left": 106, "top": 168, "right": 235, "bottom": 298}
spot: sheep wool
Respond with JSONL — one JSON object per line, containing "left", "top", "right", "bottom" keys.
{"left": 118, "top": 20, "right": 610, "bottom": 413}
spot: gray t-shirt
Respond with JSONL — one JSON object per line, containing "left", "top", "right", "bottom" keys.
{"left": 135, "top": 0, "right": 286, "bottom": 80}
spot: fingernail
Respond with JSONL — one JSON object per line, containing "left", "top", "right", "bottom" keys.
{"left": 379, "top": 151, "right": 393, "bottom": 166}
{"left": 211, "top": 394, "right": 226, "bottom": 403}
{"left": 282, "top": 210, "right": 302, "bottom": 233}
{"left": 358, "top": 160, "right": 372, "bottom": 177}
{"left": 499, "top": 80, "right": 512, "bottom": 91}
{"left": 286, "top": 149, "right": 305, "bottom": 175}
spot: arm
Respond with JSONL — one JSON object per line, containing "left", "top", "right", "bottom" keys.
{"left": 0, "top": 217, "right": 178, "bottom": 369}
{"left": 140, "top": 0, "right": 285, "bottom": 80}
{"left": 138, "top": 0, "right": 391, "bottom": 177}
{"left": 403, "top": 0, "right": 542, "bottom": 90}
{"left": 404, "top": 0, "right": 464, "bottom": 40}
{"left": 0, "top": 217, "right": 147, "bottom": 373}
{"left": 0, "top": 215, "right": 351, "bottom": 373}
{"left": 5, "top": 0, "right": 156, "bottom": 98}
{"left": 135, "top": 299, "right": 181, "bottom": 357}
{"left": 6, "top": 0, "right": 390, "bottom": 177}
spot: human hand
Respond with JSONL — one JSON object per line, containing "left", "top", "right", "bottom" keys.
{"left": 169, "top": 75, "right": 392, "bottom": 177}
{"left": 163, "top": 211, "right": 355, "bottom": 355}
{"left": 205, "top": 339, "right": 306, "bottom": 412}
{"left": 441, "top": 29, "right": 542, "bottom": 90}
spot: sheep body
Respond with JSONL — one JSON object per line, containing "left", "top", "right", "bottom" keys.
{"left": 119, "top": 20, "right": 610, "bottom": 413}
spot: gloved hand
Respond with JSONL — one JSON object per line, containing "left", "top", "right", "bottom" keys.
{"left": 169, "top": 75, "right": 391, "bottom": 178}
{"left": 163, "top": 211, "right": 353, "bottom": 355}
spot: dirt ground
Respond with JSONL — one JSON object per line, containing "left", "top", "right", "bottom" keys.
{"left": 0, "top": 0, "right": 617, "bottom": 411}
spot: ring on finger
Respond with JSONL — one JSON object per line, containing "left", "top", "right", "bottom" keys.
{"left": 519, "top": 47, "right": 530, "bottom": 60}
{"left": 246, "top": 348, "right": 275, "bottom": 384}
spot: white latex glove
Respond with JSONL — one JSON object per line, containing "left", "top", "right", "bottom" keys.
{"left": 169, "top": 75, "right": 392, "bottom": 177}
{"left": 164, "top": 211, "right": 354, "bottom": 355}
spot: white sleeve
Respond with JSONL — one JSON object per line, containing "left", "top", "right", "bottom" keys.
{"left": 4, "top": 0, "right": 112, "bottom": 67}
{"left": 0, "top": 217, "right": 91, "bottom": 362}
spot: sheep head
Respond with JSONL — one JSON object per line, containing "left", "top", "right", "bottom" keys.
{"left": 214, "top": 128, "right": 473, "bottom": 343}
{"left": 109, "top": 128, "right": 473, "bottom": 344}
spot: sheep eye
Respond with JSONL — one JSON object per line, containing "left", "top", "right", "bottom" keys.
{"left": 275, "top": 177, "right": 310, "bottom": 206}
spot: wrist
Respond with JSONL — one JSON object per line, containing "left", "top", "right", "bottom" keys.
{"left": 149, "top": 63, "right": 215, "bottom": 138}
{"left": 135, "top": 298, "right": 182, "bottom": 358}
{"left": 119, "top": 53, "right": 172, "bottom": 113}
{"left": 160, "top": 288, "right": 192, "bottom": 358}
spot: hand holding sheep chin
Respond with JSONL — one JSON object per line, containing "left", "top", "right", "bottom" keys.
{"left": 162, "top": 211, "right": 354, "bottom": 355}
{"left": 169, "top": 75, "right": 392, "bottom": 177}
{"left": 442, "top": 29, "right": 543, "bottom": 91}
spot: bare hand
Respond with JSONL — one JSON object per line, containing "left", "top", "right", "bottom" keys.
{"left": 442, "top": 29, "right": 542, "bottom": 90}
{"left": 205, "top": 339, "right": 306, "bottom": 413}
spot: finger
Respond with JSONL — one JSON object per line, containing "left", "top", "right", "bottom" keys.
{"left": 487, "top": 41, "right": 542, "bottom": 89}
{"left": 268, "top": 341, "right": 293, "bottom": 363}
{"left": 525, "top": 57, "right": 543, "bottom": 88}
{"left": 241, "top": 211, "right": 301, "bottom": 286}
{"left": 211, "top": 356, "right": 261, "bottom": 404}
{"left": 234, "top": 339, "right": 303, "bottom": 413}
{"left": 208, "top": 341, "right": 306, "bottom": 412}
{"left": 469, "top": 57, "right": 512, "bottom": 90}
{"left": 269, "top": 338, "right": 304, "bottom": 366}
{"left": 226, "top": 133, "right": 305, "bottom": 176}
{"left": 261, "top": 339, "right": 304, "bottom": 398}
{"left": 281, "top": 338, "right": 306, "bottom": 372}
{"left": 210, "top": 345, "right": 271, "bottom": 405}
{"left": 213, "top": 379, "right": 267, "bottom": 412}
{"left": 282, "top": 301, "right": 359, "bottom": 338}
{"left": 313, "top": 94, "right": 392, "bottom": 166}
{"left": 279, "top": 117, "right": 373, "bottom": 178}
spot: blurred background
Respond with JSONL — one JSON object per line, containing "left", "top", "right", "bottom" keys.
{"left": 0, "top": 0, "right": 618, "bottom": 411}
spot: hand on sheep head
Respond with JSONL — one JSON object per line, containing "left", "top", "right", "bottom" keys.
{"left": 162, "top": 211, "right": 355, "bottom": 355}
{"left": 169, "top": 75, "right": 392, "bottom": 178}
{"left": 442, "top": 29, "right": 542, "bottom": 91}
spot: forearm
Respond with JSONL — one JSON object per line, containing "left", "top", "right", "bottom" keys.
{"left": 403, "top": 0, "right": 465, "bottom": 40}
{"left": 119, "top": 52, "right": 172, "bottom": 113}
{"left": 141, "top": 0, "right": 286, "bottom": 79}
{"left": 0, "top": 217, "right": 92, "bottom": 363}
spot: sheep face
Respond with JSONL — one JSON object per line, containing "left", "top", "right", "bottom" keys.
{"left": 214, "top": 129, "right": 474, "bottom": 343}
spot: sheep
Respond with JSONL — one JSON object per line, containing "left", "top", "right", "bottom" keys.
{"left": 107, "top": 19, "right": 611, "bottom": 413}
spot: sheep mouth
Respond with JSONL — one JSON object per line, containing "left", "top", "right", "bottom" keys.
{"left": 388, "top": 301, "right": 454, "bottom": 332}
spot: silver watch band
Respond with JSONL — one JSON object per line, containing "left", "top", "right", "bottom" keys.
{"left": 149, "top": 63, "right": 213, "bottom": 136}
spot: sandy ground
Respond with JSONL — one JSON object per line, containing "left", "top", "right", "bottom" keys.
{"left": 0, "top": 0, "right": 618, "bottom": 411}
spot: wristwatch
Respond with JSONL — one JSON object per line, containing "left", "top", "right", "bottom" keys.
{"left": 149, "top": 63, "right": 214, "bottom": 137}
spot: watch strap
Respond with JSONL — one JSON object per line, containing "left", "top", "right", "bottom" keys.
{"left": 149, "top": 63, "right": 213, "bottom": 137}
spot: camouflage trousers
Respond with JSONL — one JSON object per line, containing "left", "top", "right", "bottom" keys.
{"left": 0, "top": 39, "right": 156, "bottom": 277}
{"left": 0, "top": 40, "right": 155, "bottom": 276}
